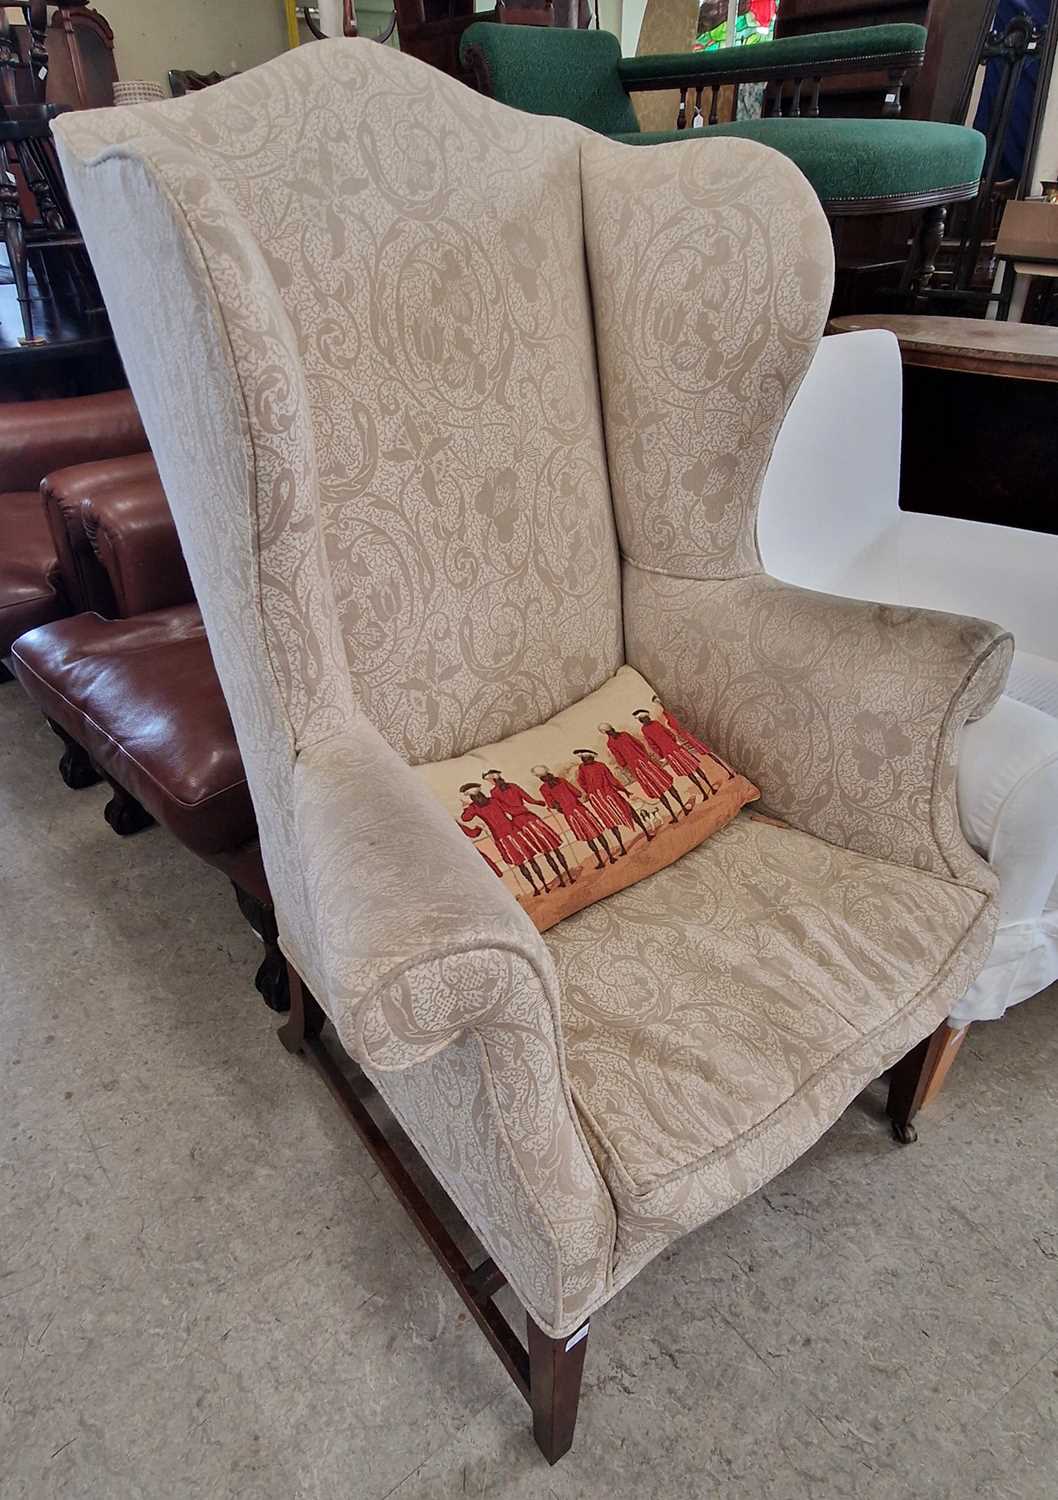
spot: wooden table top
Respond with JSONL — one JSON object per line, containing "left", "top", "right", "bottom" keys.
{"left": 828, "top": 314, "right": 1058, "bottom": 383}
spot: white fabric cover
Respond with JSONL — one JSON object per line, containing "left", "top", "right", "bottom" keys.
{"left": 760, "top": 329, "right": 1058, "bottom": 1024}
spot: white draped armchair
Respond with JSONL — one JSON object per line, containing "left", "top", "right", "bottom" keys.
{"left": 55, "top": 41, "right": 1014, "bottom": 1463}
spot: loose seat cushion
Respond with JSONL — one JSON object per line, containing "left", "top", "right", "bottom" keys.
{"left": 418, "top": 664, "right": 758, "bottom": 931}
{"left": 547, "top": 812, "right": 989, "bottom": 1275}
{"left": 11, "top": 607, "right": 256, "bottom": 858}
{"left": 615, "top": 118, "right": 986, "bottom": 207}
{"left": 0, "top": 492, "right": 65, "bottom": 655}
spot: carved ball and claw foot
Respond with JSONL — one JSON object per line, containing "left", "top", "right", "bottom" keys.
{"left": 103, "top": 784, "right": 154, "bottom": 836}
{"left": 47, "top": 719, "right": 102, "bottom": 790}
{"left": 231, "top": 885, "right": 291, "bottom": 1013}
{"left": 891, "top": 1120, "right": 918, "bottom": 1146}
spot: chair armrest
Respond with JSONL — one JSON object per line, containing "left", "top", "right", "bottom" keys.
{"left": 0, "top": 389, "right": 146, "bottom": 495}
{"left": 618, "top": 24, "right": 927, "bottom": 94}
{"left": 42, "top": 451, "right": 161, "bottom": 616}
{"left": 624, "top": 567, "right": 1012, "bottom": 888}
{"left": 80, "top": 465, "right": 195, "bottom": 617}
{"left": 292, "top": 720, "right": 615, "bottom": 1337}
{"left": 293, "top": 720, "right": 562, "bottom": 1070}
{"left": 958, "top": 695, "right": 1058, "bottom": 927}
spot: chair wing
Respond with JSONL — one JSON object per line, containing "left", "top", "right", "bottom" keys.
{"left": 582, "top": 133, "right": 1012, "bottom": 883}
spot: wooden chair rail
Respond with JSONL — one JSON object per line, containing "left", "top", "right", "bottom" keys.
{"left": 277, "top": 966, "right": 591, "bottom": 1464}
{"left": 623, "top": 51, "right": 922, "bottom": 127}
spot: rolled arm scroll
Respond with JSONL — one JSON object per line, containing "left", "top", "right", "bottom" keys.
{"left": 292, "top": 717, "right": 560, "bottom": 1067}
{"left": 623, "top": 567, "right": 1013, "bottom": 888}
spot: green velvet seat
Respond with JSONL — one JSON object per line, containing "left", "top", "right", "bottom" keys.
{"left": 462, "top": 24, "right": 984, "bottom": 212}
{"left": 619, "top": 118, "right": 984, "bottom": 209}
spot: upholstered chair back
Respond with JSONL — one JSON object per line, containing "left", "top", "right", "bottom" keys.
{"left": 54, "top": 40, "right": 832, "bottom": 976}
{"left": 60, "top": 44, "right": 625, "bottom": 768}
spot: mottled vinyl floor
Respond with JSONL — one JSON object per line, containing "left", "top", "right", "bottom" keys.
{"left": 2, "top": 681, "right": 1056, "bottom": 1500}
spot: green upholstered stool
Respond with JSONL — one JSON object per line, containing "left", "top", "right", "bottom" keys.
{"left": 461, "top": 25, "right": 982, "bottom": 214}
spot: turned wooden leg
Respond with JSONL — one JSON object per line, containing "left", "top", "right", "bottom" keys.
{"left": 527, "top": 1315, "right": 590, "bottom": 1465}
{"left": 909, "top": 204, "right": 947, "bottom": 310}
{"left": 231, "top": 884, "right": 290, "bottom": 1013}
{"left": 887, "top": 1021, "right": 968, "bottom": 1144}
{"left": 46, "top": 718, "right": 102, "bottom": 790}
{"left": 278, "top": 966, "right": 326, "bottom": 1055}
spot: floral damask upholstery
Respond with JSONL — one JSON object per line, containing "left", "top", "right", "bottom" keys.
{"left": 54, "top": 41, "right": 1010, "bottom": 1340}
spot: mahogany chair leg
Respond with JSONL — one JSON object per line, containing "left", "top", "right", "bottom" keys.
{"left": 46, "top": 718, "right": 102, "bottom": 789}
{"left": 231, "top": 884, "right": 290, "bottom": 1013}
{"left": 277, "top": 965, "right": 326, "bottom": 1054}
{"left": 102, "top": 779, "right": 154, "bottom": 836}
{"left": 527, "top": 1314, "right": 590, "bottom": 1465}
{"left": 887, "top": 1020, "right": 967, "bottom": 1143}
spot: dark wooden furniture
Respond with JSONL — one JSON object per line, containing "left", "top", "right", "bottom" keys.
{"left": 0, "top": 5, "right": 108, "bottom": 348}
{"left": 167, "top": 68, "right": 235, "bottom": 96}
{"left": 0, "top": 261, "right": 116, "bottom": 399}
{"left": 831, "top": 312, "right": 1058, "bottom": 533}
{"left": 628, "top": 28, "right": 926, "bottom": 126}
{"left": 774, "top": 0, "right": 998, "bottom": 122}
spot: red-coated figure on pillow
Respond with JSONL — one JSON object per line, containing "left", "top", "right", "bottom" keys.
{"left": 483, "top": 770, "right": 575, "bottom": 889}
{"left": 459, "top": 783, "right": 549, "bottom": 896}
{"left": 633, "top": 709, "right": 718, "bottom": 799}
{"left": 533, "top": 765, "right": 617, "bottom": 870}
{"left": 652, "top": 694, "right": 736, "bottom": 780}
{"left": 461, "top": 822, "right": 505, "bottom": 877}
{"left": 600, "top": 723, "right": 691, "bottom": 824}
{"left": 574, "top": 750, "right": 654, "bottom": 852}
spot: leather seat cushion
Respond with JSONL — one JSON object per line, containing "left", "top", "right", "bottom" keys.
{"left": 546, "top": 811, "right": 989, "bottom": 1278}
{"left": 11, "top": 608, "right": 256, "bottom": 857}
{"left": 0, "top": 492, "right": 65, "bottom": 654}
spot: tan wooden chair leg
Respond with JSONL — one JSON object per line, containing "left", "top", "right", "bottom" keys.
{"left": 887, "top": 1021, "right": 970, "bottom": 1142}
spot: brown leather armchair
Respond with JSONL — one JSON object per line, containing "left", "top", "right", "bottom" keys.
{"left": 11, "top": 452, "right": 283, "bottom": 1006}
{"left": 0, "top": 389, "right": 146, "bottom": 666}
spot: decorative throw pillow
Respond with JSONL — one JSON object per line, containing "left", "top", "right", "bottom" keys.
{"left": 417, "top": 666, "right": 759, "bottom": 933}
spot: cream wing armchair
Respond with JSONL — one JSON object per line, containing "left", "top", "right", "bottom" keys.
{"left": 54, "top": 41, "right": 1011, "bottom": 1464}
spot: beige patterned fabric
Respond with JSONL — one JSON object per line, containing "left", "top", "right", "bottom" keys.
{"left": 549, "top": 812, "right": 993, "bottom": 1281}
{"left": 55, "top": 42, "right": 1009, "bottom": 1339}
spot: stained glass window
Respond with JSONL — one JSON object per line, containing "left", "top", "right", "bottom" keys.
{"left": 694, "top": 1, "right": 779, "bottom": 52}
